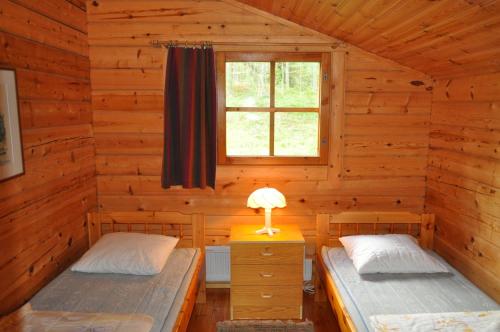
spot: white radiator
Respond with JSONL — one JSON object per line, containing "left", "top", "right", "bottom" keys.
{"left": 205, "top": 246, "right": 312, "bottom": 282}
{"left": 304, "top": 257, "right": 312, "bottom": 281}
{"left": 205, "top": 246, "right": 231, "bottom": 282}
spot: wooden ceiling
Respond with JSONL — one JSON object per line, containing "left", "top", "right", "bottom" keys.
{"left": 236, "top": 0, "right": 500, "bottom": 78}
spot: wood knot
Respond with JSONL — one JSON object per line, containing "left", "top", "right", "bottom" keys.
{"left": 410, "top": 80, "right": 424, "bottom": 86}
{"left": 222, "top": 182, "right": 235, "bottom": 189}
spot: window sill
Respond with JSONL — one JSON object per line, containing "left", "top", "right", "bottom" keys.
{"left": 218, "top": 156, "right": 328, "bottom": 166}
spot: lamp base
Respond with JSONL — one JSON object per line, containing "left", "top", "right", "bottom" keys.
{"left": 256, "top": 226, "right": 280, "bottom": 237}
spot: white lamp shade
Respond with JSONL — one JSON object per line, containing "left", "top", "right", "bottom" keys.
{"left": 247, "top": 187, "right": 286, "bottom": 209}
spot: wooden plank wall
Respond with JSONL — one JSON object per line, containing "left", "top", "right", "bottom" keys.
{"left": 0, "top": 0, "right": 96, "bottom": 314}
{"left": 87, "top": 0, "right": 432, "bottom": 256}
{"left": 426, "top": 73, "right": 500, "bottom": 301}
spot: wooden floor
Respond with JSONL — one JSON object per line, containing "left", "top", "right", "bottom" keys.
{"left": 187, "top": 288, "right": 340, "bottom": 332}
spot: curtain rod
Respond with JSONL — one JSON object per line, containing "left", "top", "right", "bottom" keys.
{"left": 151, "top": 40, "right": 213, "bottom": 48}
{"left": 150, "top": 40, "right": 341, "bottom": 49}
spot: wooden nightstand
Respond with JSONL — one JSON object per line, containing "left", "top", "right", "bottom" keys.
{"left": 229, "top": 224, "right": 305, "bottom": 320}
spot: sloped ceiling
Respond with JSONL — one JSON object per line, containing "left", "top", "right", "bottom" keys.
{"left": 236, "top": 0, "right": 500, "bottom": 79}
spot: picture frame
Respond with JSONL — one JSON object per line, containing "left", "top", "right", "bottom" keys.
{"left": 0, "top": 67, "right": 24, "bottom": 181}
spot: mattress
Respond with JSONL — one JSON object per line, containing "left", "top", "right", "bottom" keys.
{"left": 322, "top": 246, "right": 499, "bottom": 332}
{"left": 31, "top": 248, "right": 200, "bottom": 332}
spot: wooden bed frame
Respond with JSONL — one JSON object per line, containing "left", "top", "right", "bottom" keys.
{"left": 314, "top": 212, "right": 435, "bottom": 332}
{"left": 87, "top": 211, "right": 207, "bottom": 332}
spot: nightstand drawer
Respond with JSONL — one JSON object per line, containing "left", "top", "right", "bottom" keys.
{"left": 231, "top": 243, "right": 303, "bottom": 265}
{"left": 232, "top": 264, "right": 302, "bottom": 285}
{"left": 231, "top": 285, "right": 302, "bottom": 306}
{"left": 232, "top": 305, "right": 302, "bottom": 320}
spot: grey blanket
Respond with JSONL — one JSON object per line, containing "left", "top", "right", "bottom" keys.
{"left": 322, "top": 247, "right": 499, "bottom": 332}
{"left": 32, "top": 248, "right": 200, "bottom": 332}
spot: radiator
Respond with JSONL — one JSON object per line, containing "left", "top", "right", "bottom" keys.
{"left": 205, "top": 246, "right": 312, "bottom": 282}
{"left": 205, "top": 246, "right": 231, "bottom": 282}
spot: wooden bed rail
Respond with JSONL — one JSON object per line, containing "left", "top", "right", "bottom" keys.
{"left": 87, "top": 211, "right": 205, "bottom": 252}
{"left": 316, "top": 211, "right": 435, "bottom": 250}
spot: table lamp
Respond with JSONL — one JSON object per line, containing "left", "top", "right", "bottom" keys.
{"left": 247, "top": 187, "right": 287, "bottom": 236}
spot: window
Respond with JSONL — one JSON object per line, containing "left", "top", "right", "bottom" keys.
{"left": 216, "top": 52, "right": 330, "bottom": 165}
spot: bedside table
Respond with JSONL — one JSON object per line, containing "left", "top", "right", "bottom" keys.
{"left": 229, "top": 224, "right": 305, "bottom": 320}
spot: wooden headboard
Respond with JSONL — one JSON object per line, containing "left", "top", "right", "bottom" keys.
{"left": 86, "top": 211, "right": 205, "bottom": 250}
{"left": 316, "top": 212, "right": 435, "bottom": 250}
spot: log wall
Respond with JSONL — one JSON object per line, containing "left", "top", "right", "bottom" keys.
{"left": 427, "top": 73, "right": 500, "bottom": 301}
{"left": 87, "top": 0, "right": 433, "bottom": 256}
{"left": 0, "top": 0, "right": 96, "bottom": 314}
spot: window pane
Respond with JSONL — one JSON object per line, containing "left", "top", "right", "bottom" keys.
{"left": 275, "top": 62, "right": 320, "bottom": 108}
{"left": 274, "top": 112, "right": 319, "bottom": 156}
{"left": 226, "top": 112, "right": 270, "bottom": 156}
{"left": 226, "top": 62, "right": 270, "bottom": 107}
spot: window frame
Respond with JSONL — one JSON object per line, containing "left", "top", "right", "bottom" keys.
{"left": 216, "top": 52, "right": 330, "bottom": 166}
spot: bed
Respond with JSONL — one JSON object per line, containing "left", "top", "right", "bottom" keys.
{"left": 29, "top": 211, "right": 206, "bottom": 332}
{"left": 314, "top": 212, "right": 500, "bottom": 332}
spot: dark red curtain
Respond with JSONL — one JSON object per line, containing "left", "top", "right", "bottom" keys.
{"left": 162, "top": 47, "right": 217, "bottom": 189}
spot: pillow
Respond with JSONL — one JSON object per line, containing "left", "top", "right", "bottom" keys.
{"left": 339, "top": 234, "right": 448, "bottom": 274}
{"left": 71, "top": 232, "right": 179, "bottom": 275}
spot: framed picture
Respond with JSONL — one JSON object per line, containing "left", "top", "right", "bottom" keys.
{"left": 0, "top": 68, "right": 24, "bottom": 181}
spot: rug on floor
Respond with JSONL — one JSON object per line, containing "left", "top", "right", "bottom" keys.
{"left": 216, "top": 319, "right": 314, "bottom": 332}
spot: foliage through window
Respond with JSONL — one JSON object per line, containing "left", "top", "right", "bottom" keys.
{"left": 217, "top": 52, "right": 330, "bottom": 165}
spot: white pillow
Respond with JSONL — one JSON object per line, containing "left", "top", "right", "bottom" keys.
{"left": 339, "top": 234, "right": 448, "bottom": 274}
{"left": 71, "top": 232, "right": 179, "bottom": 275}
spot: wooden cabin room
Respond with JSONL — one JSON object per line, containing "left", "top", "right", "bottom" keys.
{"left": 0, "top": 0, "right": 499, "bottom": 331}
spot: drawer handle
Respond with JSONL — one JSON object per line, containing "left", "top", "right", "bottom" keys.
{"left": 259, "top": 272, "right": 274, "bottom": 278}
{"left": 260, "top": 293, "right": 273, "bottom": 299}
{"left": 260, "top": 251, "right": 273, "bottom": 256}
